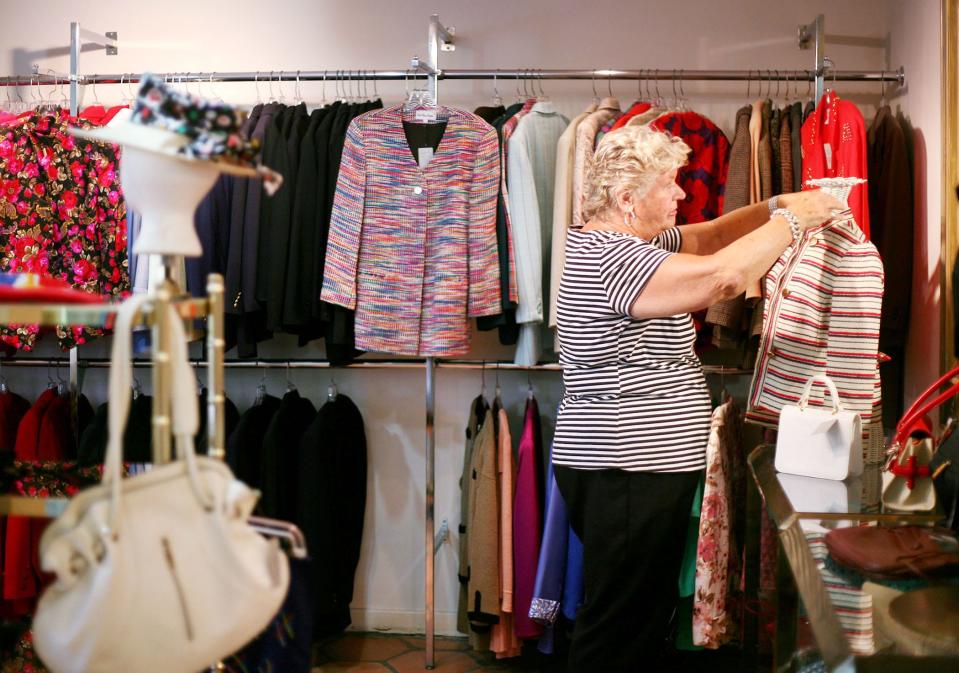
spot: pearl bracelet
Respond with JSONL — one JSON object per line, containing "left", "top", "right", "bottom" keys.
{"left": 772, "top": 208, "right": 802, "bottom": 242}
{"left": 768, "top": 195, "right": 780, "bottom": 215}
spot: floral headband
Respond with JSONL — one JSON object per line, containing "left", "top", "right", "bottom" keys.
{"left": 71, "top": 73, "right": 281, "bottom": 191}
{"left": 134, "top": 74, "right": 258, "bottom": 165}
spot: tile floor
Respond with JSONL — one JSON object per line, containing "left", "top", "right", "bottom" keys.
{"left": 312, "top": 632, "right": 746, "bottom": 673}
{"left": 313, "top": 633, "right": 561, "bottom": 673}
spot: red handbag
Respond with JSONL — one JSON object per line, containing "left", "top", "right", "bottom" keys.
{"left": 891, "top": 364, "right": 959, "bottom": 451}
{"left": 883, "top": 366, "right": 959, "bottom": 509}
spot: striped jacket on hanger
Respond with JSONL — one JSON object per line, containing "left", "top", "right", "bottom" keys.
{"left": 321, "top": 104, "right": 501, "bottom": 356}
{"left": 746, "top": 212, "right": 884, "bottom": 461}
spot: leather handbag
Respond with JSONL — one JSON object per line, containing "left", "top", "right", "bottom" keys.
{"left": 32, "top": 295, "right": 290, "bottom": 673}
{"left": 824, "top": 525, "right": 959, "bottom": 580}
{"left": 775, "top": 375, "right": 863, "bottom": 481}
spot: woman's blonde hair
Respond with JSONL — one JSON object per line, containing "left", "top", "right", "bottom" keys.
{"left": 581, "top": 125, "right": 690, "bottom": 221}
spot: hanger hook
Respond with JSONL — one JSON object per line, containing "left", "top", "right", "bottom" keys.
{"left": 654, "top": 70, "right": 662, "bottom": 102}
{"left": 880, "top": 70, "right": 886, "bottom": 105}
{"left": 591, "top": 69, "right": 598, "bottom": 98}
{"left": 607, "top": 69, "right": 613, "bottom": 97}
{"left": 679, "top": 69, "right": 686, "bottom": 103}
{"left": 671, "top": 69, "right": 677, "bottom": 103}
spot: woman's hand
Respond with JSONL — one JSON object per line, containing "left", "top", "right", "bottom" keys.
{"left": 777, "top": 190, "right": 845, "bottom": 232}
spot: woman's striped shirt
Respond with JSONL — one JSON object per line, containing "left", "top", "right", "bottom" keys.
{"left": 553, "top": 226, "right": 710, "bottom": 472}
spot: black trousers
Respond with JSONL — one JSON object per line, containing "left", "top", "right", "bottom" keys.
{"left": 555, "top": 466, "right": 701, "bottom": 673}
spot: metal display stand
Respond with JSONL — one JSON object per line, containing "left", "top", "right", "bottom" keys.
{"left": 0, "top": 13, "right": 908, "bottom": 670}
{"left": 0, "top": 272, "right": 225, "bottom": 501}
{"left": 746, "top": 445, "right": 954, "bottom": 672}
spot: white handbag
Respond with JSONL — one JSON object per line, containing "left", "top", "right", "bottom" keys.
{"left": 32, "top": 295, "right": 289, "bottom": 673}
{"left": 776, "top": 375, "right": 863, "bottom": 481}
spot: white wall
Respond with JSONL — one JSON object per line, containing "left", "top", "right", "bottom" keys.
{"left": 0, "top": 0, "right": 922, "bottom": 635}
{"left": 888, "top": 0, "right": 944, "bottom": 410}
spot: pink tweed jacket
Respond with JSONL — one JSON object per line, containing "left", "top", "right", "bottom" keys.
{"left": 321, "top": 104, "right": 502, "bottom": 356}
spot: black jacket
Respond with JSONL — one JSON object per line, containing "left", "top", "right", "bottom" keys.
{"left": 297, "top": 393, "right": 367, "bottom": 636}
{"left": 226, "top": 394, "right": 281, "bottom": 489}
{"left": 260, "top": 389, "right": 317, "bottom": 520}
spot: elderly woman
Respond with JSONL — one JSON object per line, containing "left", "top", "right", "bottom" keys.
{"left": 553, "top": 125, "right": 840, "bottom": 672}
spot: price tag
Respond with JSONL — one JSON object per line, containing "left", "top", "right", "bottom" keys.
{"left": 418, "top": 148, "right": 434, "bottom": 169}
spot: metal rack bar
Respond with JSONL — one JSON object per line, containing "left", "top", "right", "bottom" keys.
{"left": 0, "top": 358, "right": 755, "bottom": 375}
{"left": 0, "top": 67, "right": 906, "bottom": 88}
{"left": 68, "top": 22, "right": 117, "bottom": 115}
{"left": 0, "top": 297, "right": 208, "bottom": 329}
{"left": 206, "top": 274, "right": 226, "bottom": 461}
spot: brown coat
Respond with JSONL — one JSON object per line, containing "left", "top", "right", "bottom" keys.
{"left": 868, "top": 106, "right": 913, "bottom": 425}
{"left": 779, "top": 112, "right": 793, "bottom": 195}
{"left": 467, "top": 407, "right": 500, "bottom": 645}
{"left": 706, "top": 106, "right": 752, "bottom": 339}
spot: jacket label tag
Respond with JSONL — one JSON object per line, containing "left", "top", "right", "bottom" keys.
{"left": 415, "top": 109, "right": 438, "bottom": 123}
{"left": 823, "top": 142, "right": 833, "bottom": 171}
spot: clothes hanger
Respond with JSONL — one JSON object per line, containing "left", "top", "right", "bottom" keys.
{"left": 0, "top": 360, "right": 7, "bottom": 394}
{"left": 480, "top": 360, "right": 487, "bottom": 400}
{"left": 494, "top": 362, "right": 502, "bottom": 403}
{"left": 491, "top": 69, "right": 503, "bottom": 107}
{"left": 327, "top": 366, "right": 340, "bottom": 403}
{"left": 248, "top": 516, "right": 309, "bottom": 560}
{"left": 254, "top": 71, "right": 263, "bottom": 105}
{"left": 132, "top": 372, "right": 143, "bottom": 400}
{"left": 285, "top": 360, "right": 297, "bottom": 392}
{"left": 671, "top": 70, "right": 678, "bottom": 111}
{"left": 590, "top": 69, "right": 600, "bottom": 105}
{"left": 211, "top": 73, "right": 226, "bottom": 105}
{"left": 538, "top": 69, "right": 550, "bottom": 103}
{"left": 55, "top": 359, "right": 68, "bottom": 396}
{"left": 267, "top": 70, "right": 277, "bottom": 103}
{"left": 527, "top": 370, "right": 535, "bottom": 401}
{"left": 254, "top": 362, "right": 267, "bottom": 406}
{"left": 880, "top": 70, "right": 887, "bottom": 108}
{"left": 194, "top": 358, "right": 206, "bottom": 394}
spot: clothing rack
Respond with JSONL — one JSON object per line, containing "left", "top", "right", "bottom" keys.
{"left": 0, "top": 357, "right": 754, "bottom": 376}
{"left": 0, "top": 13, "right": 901, "bottom": 670}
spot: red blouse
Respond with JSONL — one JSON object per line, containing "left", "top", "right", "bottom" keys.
{"left": 801, "top": 91, "right": 870, "bottom": 238}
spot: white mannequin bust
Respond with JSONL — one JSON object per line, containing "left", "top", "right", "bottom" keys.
{"left": 121, "top": 146, "right": 221, "bottom": 257}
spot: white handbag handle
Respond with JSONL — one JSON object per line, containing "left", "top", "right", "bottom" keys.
{"left": 103, "top": 295, "right": 211, "bottom": 538}
{"left": 798, "top": 374, "right": 844, "bottom": 414}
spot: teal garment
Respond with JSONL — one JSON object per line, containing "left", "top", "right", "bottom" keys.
{"left": 676, "top": 473, "right": 705, "bottom": 651}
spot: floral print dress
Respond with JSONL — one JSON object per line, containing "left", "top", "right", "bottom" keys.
{"left": 693, "top": 397, "right": 745, "bottom": 648}
{"left": 0, "top": 110, "right": 128, "bottom": 350}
